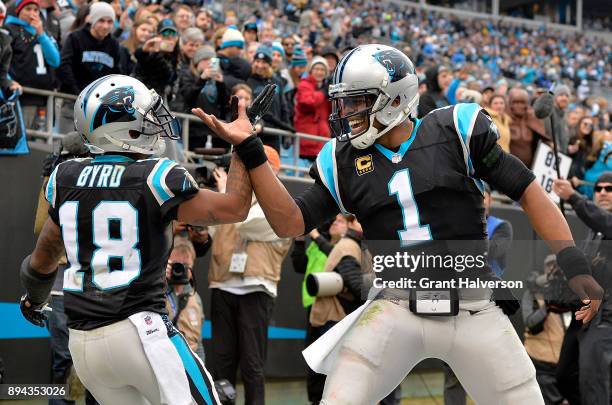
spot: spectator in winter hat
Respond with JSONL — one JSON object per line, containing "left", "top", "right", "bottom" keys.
{"left": 5, "top": 0, "right": 60, "bottom": 125}
{"left": 243, "top": 21, "right": 258, "bottom": 45}
{"left": 545, "top": 84, "right": 571, "bottom": 152}
{"left": 247, "top": 44, "right": 292, "bottom": 151}
{"left": 181, "top": 45, "right": 228, "bottom": 150}
{"left": 56, "top": 0, "right": 120, "bottom": 133}
{"left": 319, "top": 45, "right": 339, "bottom": 76}
{"left": 294, "top": 56, "right": 331, "bottom": 160}
{"left": 218, "top": 26, "right": 244, "bottom": 58}
{"left": 271, "top": 41, "right": 285, "bottom": 72}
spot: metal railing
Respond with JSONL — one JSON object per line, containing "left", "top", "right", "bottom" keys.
{"left": 20, "top": 86, "right": 326, "bottom": 179}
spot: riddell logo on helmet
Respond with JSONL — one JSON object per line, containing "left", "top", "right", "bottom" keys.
{"left": 355, "top": 154, "right": 374, "bottom": 175}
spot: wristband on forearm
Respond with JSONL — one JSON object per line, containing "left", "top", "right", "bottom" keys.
{"left": 20, "top": 255, "right": 57, "bottom": 305}
{"left": 556, "top": 246, "right": 591, "bottom": 279}
{"left": 234, "top": 136, "right": 267, "bottom": 170}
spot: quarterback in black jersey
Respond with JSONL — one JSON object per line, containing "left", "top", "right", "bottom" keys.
{"left": 193, "top": 44, "right": 604, "bottom": 404}
{"left": 19, "top": 75, "right": 265, "bottom": 405}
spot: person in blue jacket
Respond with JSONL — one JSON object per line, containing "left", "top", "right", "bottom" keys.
{"left": 4, "top": 0, "right": 59, "bottom": 127}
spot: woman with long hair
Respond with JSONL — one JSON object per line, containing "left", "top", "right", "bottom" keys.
{"left": 485, "top": 94, "right": 512, "bottom": 153}
{"left": 120, "top": 19, "right": 154, "bottom": 75}
{"left": 568, "top": 116, "right": 596, "bottom": 186}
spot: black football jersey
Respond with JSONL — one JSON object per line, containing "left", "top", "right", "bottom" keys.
{"left": 311, "top": 103, "right": 534, "bottom": 243}
{"left": 45, "top": 155, "right": 199, "bottom": 330}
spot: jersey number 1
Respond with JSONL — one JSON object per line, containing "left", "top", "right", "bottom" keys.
{"left": 33, "top": 44, "right": 47, "bottom": 75}
{"left": 388, "top": 169, "right": 432, "bottom": 245}
{"left": 60, "top": 201, "right": 141, "bottom": 291}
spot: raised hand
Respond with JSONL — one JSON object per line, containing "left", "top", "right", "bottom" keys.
{"left": 192, "top": 96, "right": 254, "bottom": 146}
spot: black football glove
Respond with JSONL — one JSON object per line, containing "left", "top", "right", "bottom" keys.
{"left": 334, "top": 256, "right": 363, "bottom": 298}
{"left": 492, "top": 287, "right": 520, "bottom": 316}
{"left": 20, "top": 295, "right": 51, "bottom": 327}
{"left": 247, "top": 84, "right": 277, "bottom": 126}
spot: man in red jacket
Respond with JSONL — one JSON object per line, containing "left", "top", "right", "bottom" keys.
{"left": 294, "top": 56, "right": 331, "bottom": 161}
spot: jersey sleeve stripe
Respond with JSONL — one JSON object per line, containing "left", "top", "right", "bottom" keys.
{"left": 147, "top": 159, "right": 177, "bottom": 206}
{"left": 45, "top": 165, "right": 58, "bottom": 207}
{"left": 453, "top": 103, "right": 481, "bottom": 176}
{"left": 316, "top": 139, "right": 349, "bottom": 214}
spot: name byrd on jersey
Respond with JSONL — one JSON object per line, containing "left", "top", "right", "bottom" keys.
{"left": 76, "top": 164, "right": 125, "bottom": 188}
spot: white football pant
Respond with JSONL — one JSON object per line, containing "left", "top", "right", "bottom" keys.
{"left": 320, "top": 298, "right": 544, "bottom": 405}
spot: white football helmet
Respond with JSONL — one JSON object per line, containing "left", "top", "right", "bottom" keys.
{"left": 74, "top": 75, "right": 181, "bottom": 155}
{"left": 328, "top": 44, "right": 419, "bottom": 149}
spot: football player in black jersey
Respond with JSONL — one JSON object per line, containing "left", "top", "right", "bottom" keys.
{"left": 18, "top": 75, "right": 270, "bottom": 405}
{"left": 192, "top": 44, "right": 604, "bottom": 404}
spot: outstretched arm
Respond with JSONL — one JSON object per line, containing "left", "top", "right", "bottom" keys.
{"left": 519, "top": 181, "right": 603, "bottom": 323}
{"left": 192, "top": 96, "right": 306, "bottom": 237}
{"left": 520, "top": 181, "right": 574, "bottom": 253}
{"left": 247, "top": 162, "right": 304, "bottom": 237}
{"left": 177, "top": 154, "right": 253, "bottom": 225}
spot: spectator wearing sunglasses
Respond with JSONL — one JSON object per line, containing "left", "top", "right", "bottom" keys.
{"left": 553, "top": 172, "right": 612, "bottom": 405}
{"left": 280, "top": 34, "right": 296, "bottom": 60}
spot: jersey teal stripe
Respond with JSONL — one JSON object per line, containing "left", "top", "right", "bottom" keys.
{"left": 170, "top": 334, "right": 213, "bottom": 405}
{"left": 152, "top": 159, "right": 173, "bottom": 203}
{"left": 375, "top": 118, "right": 421, "bottom": 162}
{"left": 455, "top": 103, "right": 481, "bottom": 174}
{"left": 46, "top": 166, "right": 57, "bottom": 204}
{"left": 316, "top": 141, "right": 341, "bottom": 208}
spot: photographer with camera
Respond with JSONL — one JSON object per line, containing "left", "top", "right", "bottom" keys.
{"left": 165, "top": 238, "right": 206, "bottom": 361}
{"left": 553, "top": 173, "right": 612, "bottom": 404}
{"left": 133, "top": 18, "right": 180, "bottom": 102}
{"left": 522, "top": 255, "right": 568, "bottom": 405}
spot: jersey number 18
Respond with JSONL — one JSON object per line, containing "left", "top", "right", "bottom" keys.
{"left": 59, "top": 201, "right": 141, "bottom": 291}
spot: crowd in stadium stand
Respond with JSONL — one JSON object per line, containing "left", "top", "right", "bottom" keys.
{"left": 0, "top": 0, "right": 610, "bottom": 185}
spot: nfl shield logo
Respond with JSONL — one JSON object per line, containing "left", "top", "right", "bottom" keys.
{"left": 144, "top": 315, "right": 152, "bottom": 325}
{"left": 391, "top": 154, "right": 402, "bottom": 164}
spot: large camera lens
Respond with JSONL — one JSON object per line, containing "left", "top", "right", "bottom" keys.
{"left": 169, "top": 262, "right": 190, "bottom": 285}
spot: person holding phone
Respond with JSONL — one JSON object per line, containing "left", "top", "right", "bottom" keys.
{"left": 179, "top": 45, "right": 228, "bottom": 150}
{"left": 133, "top": 18, "right": 180, "bottom": 101}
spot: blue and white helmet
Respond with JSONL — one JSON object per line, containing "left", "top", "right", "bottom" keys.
{"left": 74, "top": 75, "right": 181, "bottom": 155}
{"left": 328, "top": 44, "right": 419, "bottom": 149}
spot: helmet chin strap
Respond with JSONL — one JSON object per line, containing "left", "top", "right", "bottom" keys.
{"left": 103, "top": 133, "right": 158, "bottom": 155}
{"left": 350, "top": 92, "right": 420, "bottom": 150}
{"left": 351, "top": 109, "right": 405, "bottom": 149}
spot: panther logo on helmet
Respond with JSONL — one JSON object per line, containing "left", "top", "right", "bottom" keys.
{"left": 373, "top": 50, "right": 414, "bottom": 83}
{"left": 90, "top": 86, "right": 137, "bottom": 132}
